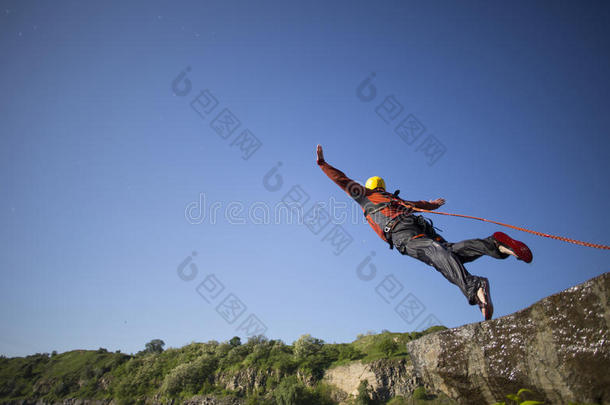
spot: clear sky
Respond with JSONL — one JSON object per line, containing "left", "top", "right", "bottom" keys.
{"left": 1, "top": 1, "right": 609, "bottom": 357}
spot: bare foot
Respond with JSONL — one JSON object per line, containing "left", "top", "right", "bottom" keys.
{"left": 477, "top": 287, "right": 487, "bottom": 304}
{"left": 498, "top": 245, "right": 517, "bottom": 257}
{"left": 476, "top": 279, "right": 494, "bottom": 320}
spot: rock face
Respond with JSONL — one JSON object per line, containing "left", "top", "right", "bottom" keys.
{"left": 407, "top": 272, "right": 610, "bottom": 404}
{"left": 324, "top": 361, "right": 377, "bottom": 398}
{"left": 6, "top": 397, "right": 243, "bottom": 405}
{"left": 323, "top": 358, "right": 421, "bottom": 402}
{"left": 216, "top": 368, "right": 272, "bottom": 394}
{"left": 182, "top": 396, "right": 243, "bottom": 405}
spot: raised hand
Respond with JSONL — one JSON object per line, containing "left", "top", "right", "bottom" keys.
{"left": 316, "top": 144, "right": 325, "bottom": 163}
{"left": 429, "top": 198, "right": 446, "bottom": 207}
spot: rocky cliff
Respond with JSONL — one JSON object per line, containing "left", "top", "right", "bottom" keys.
{"left": 323, "top": 358, "right": 421, "bottom": 402}
{"left": 3, "top": 273, "right": 608, "bottom": 405}
{"left": 406, "top": 272, "right": 610, "bottom": 404}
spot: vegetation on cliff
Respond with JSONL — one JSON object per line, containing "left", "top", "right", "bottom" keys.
{"left": 0, "top": 327, "right": 446, "bottom": 404}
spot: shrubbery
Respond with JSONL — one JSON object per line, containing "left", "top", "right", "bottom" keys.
{"left": 0, "top": 327, "right": 447, "bottom": 403}
{"left": 377, "top": 335, "right": 399, "bottom": 357}
{"left": 160, "top": 355, "right": 216, "bottom": 396}
{"left": 272, "top": 376, "right": 334, "bottom": 405}
{"left": 355, "top": 379, "right": 374, "bottom": 405}
{"left": 293, "top": 334, "right": 324, "bottom": 358}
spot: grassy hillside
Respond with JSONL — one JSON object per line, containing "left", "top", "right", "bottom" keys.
{"left": 0, "top": 327, "right": 447, "bottom": 405}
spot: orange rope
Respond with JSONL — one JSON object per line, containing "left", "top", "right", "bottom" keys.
{"left": 409, "top": 207, "right": 610, "bottom": 250}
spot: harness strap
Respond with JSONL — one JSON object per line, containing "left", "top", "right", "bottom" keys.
{"left": 362, "top": 190, "right": 413, "bottom": 249}
{"left": 409, "top": 233, "right": 444, "bottom": 242}
{"left": 382, "top": 214, "right": 406, "bottom": 250}
{"left": 363, "top": 202, "right": 391, "bottom": 217}
{"left": 362, "top": 190, "right": 403, "bottom": 218}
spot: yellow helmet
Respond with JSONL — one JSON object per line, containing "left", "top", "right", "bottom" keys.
{"left": 365, "top": 176, "right": 385, "bottom": 190}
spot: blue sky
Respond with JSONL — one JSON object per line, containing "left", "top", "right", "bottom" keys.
{"left": 1, "top": 1, "right": 609, "bottom": 357}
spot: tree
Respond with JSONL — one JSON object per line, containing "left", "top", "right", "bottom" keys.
{"left": 246, "top": 334, "right": 268, "bottom": 346}
{"left": 229, "top": 336, "right": 242, "bottom": 347}
{"left": 144, "top": 339, "right": 165, "bottom": 354}
{"left": 293, "top": 334, "right": 324, "bottom": 358}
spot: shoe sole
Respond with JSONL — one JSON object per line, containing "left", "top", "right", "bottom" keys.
{"left": 493, "top": 232, "right": 533, "bottom": 263}
{"left": 478, "top": 278, "right": 494, "bottom": 321}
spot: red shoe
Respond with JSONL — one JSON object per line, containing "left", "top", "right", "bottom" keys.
{"left": 493, "top": 232, "right": 533, "bottom": 263}
{"left": 476, "top": 278, "right": 494, "bottom": 321}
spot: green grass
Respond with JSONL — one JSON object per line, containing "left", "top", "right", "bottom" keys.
{"left": 350, "top": 326, "right": 446, "bottom": 363}
{"left": 0, "top": 350, "right": 129, "bottom": 401}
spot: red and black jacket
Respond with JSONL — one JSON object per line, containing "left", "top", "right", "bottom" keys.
{"left": 318, "top": 159, "right": 440, "bottom": 243}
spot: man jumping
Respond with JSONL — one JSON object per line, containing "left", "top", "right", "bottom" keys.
{"left": 316, "top": 145, "right": 532, "bottom": 320}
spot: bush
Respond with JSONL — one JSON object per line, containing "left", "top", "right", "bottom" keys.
{"left": 219, "top": 344, "right": 251, "bottom": 369}
{"left": 160, "top": 354, "right": 217, "bottom": 396}
{"left": 493, "top": 388, "right": 544, "bottom": 405}
{"left": 411, "top": 386, "right": 428, "bottom": 400}
{"left": 53, "top": 381, "right": 68, "bottom": 396}
{"left": 387, "top": 396, "right": 409, "bottom": 405}
{"left": 244, "top": 344, "right": 272, "bottom": 367}
{"left": 273, "top": 376, "right": 306, "bottom": 405}
{"left": 355, "top": 379, "right": 373, "bottom": 405}
{"left": 246, "top": 335, "right": 268, "bottom": 347}
{"left": 293, "top": 334, "right": 324, "bottom": 358}
{"left": 215, "top": 342, "right": 232, "bottom": 358}
{"left": 245, "top": 396, "right": 274, "bottom": 405}
{"left": 377, "top": 335, "right": 399, "bottom": 358}
{"left": 272, "top": 376, "right": 334, "bottom": 405}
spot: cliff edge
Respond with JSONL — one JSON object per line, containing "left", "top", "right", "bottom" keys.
{"left": 406, "top": 272, "right": 610, "bottom": 404}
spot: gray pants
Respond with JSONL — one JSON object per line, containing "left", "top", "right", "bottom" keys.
{"left": 392, "top": 223, "right": 508, "bottom": 305}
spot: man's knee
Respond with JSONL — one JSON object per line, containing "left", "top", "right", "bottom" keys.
{"left": 402, "top": 239, "right": 448, "bottom": 266}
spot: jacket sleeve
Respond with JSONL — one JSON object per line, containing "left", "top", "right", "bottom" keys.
{"left": 401, "top": 199, "right": 440, "bottom": 210}
{"left": 318, "top": 160, "right": 367, "bottom": 198}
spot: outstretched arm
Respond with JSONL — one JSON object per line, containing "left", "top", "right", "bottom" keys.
{"left": 316, "top": 145, "right": 366, "bottom": 197}
{"left": 402, "top": 197, "right": 446, "bottom": 210}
